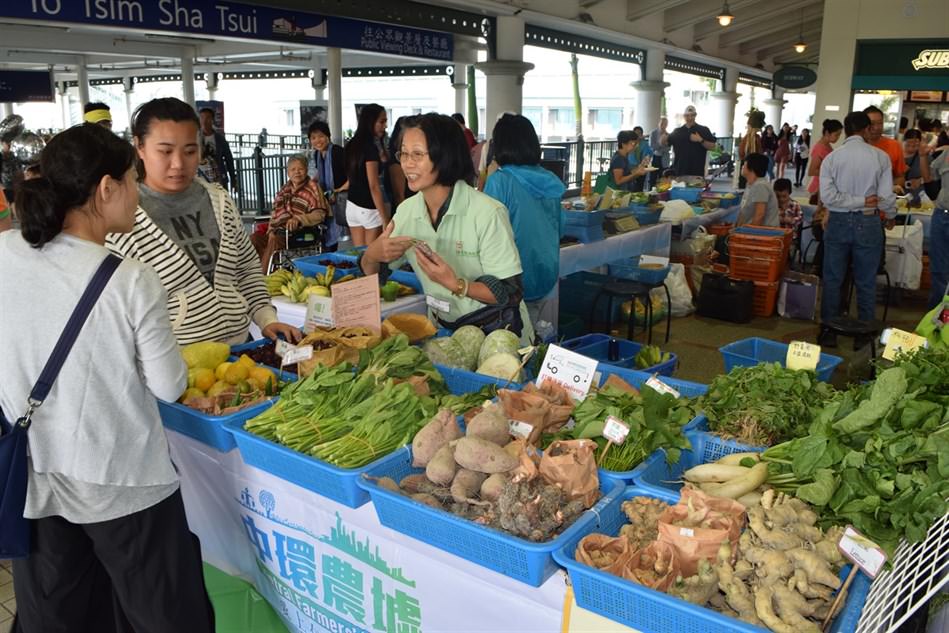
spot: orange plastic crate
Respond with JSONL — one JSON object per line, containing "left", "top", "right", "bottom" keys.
{"left": 752, "top": 280, "right": 780, "bottom": 317}
{"left": 707, "top": 223, "right": 734, "bottom": 236}
{"left": 729, "top": 243, "right": 785, "bottom": 282}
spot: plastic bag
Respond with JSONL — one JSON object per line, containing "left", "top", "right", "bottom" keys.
{"left": 666, "top": 263, "right": 694, "bottom": 317}
{"left": 670, "top": 226, "right": 717, "bottom": 267}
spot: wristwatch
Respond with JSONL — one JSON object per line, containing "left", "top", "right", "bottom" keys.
{"left": 453, "top": 277, "right": 469, "bottom": 298}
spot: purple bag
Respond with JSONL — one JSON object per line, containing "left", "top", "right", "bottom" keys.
{"left": 778, "top": 272, "right": 819, "bottom": 321}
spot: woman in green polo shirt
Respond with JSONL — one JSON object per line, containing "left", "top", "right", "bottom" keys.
{"left": 360, "top": 113, "right": 534, "bottom": 343}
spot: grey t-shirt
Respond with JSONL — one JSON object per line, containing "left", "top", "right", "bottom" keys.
{"left": 931, "top": 151, "right": 949, "bottom": 210}
{"left": 739, "top": 179, "right": 780, "bottom": 226}
{"left": 139, "top": 181, "right": 220, "bottom": 282}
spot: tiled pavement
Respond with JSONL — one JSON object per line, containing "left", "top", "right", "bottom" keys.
{"left": 0, "top": 560, "right": 13, "bottom": 633}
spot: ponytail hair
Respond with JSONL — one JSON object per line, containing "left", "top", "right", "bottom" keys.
{"left": 16, "top": 123, "right": 136, "bottom": 248}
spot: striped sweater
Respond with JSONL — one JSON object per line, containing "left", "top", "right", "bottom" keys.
{"left": 107, "top": 179, "right": 277, "bottom": 345}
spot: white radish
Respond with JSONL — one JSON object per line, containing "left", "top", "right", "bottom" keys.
{"left": 702, "top": 462, "right": 769, "bottom": 500}
{"left": 683, "top": 463, "right": 753, "bottom": 483}
{"left": 736, "top": 491, "right": 763, "bottom": 508}
{"left": 715, "top": 452, "right": 762, "bottom": 466}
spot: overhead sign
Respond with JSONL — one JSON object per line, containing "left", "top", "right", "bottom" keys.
{"left": 0, "top": 70, "right": 54, "bottom": 103}
{"left": 853, "top": 39, "right": 949, "bottom": 90}
{"left": 912, "top": 49, "right": 949, "bottom": 70}
{"left": 773, "top": 66, "right": 817, "bottom": 90}
{"left": 2, "top": 0, "right": 453, "bottom": 62}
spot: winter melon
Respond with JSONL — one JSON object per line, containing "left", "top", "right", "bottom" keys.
{"left": 451, "top": 325, "right": 486, "bottom": 371}
{"left": 423, "top": 336, "right": 468, "bottom": 369}
{"left": 477, "top": 329, "right": 520, "bottom": 367}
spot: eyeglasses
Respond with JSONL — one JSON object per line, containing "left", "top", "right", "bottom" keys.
{"left": 395, "top": 150, "right": 429, "bottom": 163}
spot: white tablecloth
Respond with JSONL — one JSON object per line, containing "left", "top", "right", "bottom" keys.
{"left": 559, "top": 223, "right": 671, "bottom": 276}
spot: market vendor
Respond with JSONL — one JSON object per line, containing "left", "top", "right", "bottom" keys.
{"left": 736, "top": 153, "right": 779, "bottom": 227}
{"left": 358, "top": 113, "right": 534, "bottom": 343}
{"left": 107, "top": 97, "right": 301, "bottom": 345}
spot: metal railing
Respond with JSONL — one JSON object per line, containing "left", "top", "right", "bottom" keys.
{"left": 233, "top": 148, "right": 300, "bottom": 214}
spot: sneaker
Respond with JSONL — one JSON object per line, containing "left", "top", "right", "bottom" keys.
{"left": 817, "top": 330, "right": 838, "bottom": 348}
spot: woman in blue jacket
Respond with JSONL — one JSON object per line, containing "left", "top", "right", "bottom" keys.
{"left": 484, "top": 114, "right": 566, "bottom": 331}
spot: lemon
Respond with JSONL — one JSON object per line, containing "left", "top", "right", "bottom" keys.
{"left": 249, "top": 366, "right": 276, "bottom": 390}
{"left": 207, "top": 380, "right": 231, "bottom": 397}
{"left": 179, "top": 387, "right": 205, "bottom": 403}
{"left": 215, "top": 361, "right": 233, "bottom": 381}
{"left": 237, "top": 354, "right": 256, "bottom": 369}
{"left": 193, "top": 368, "right": 216, "bottom": 392}
{"left": 224, "top": 363, "right": 250, "bottom": 385}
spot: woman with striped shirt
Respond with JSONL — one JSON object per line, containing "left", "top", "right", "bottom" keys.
{"left": 107, "top": 98, "right": 300, "bottom": 345}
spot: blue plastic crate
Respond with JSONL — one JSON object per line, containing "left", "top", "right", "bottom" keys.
{"left": 355, "top": 446, "right": 624, "bottom": 586}
{"left": 564, "top": 223, "right": 604, "bottom": 243}
{"left": 564, "top": 209, "right": 605, "bottom": 227}
{"left": 435, "top": 363, "right": 524, "bottom": 392}
{"left": 159, "top": 398, "right": 273, "bottom": 453}
{"left": 226, "top": 416, "right": 411, "bottom": 507}
{"left": 554, "top": 486, "right": 870, "bottom": 633}
{"left": 669, "top": 188, "right": 703, "bottom": 203}
{"left": 567, "top": 337, "right": 678, "bottom": 376}
{"left": 607, "top": 256, "right": 670, "bottom": 286}
{"left": 719, "top": 337, "right": 843, "bottom": 382}
{"left": 633, "top": 430, "right": 763, "bottom": 497}
{"left": 561, "top": 333, "right": 611, "bottom": 351}
{"left": 630, "top": 205, "right": 663, "bottom": 225}
{"left": 292, "top": 253, "right": 360, "bottom": 279}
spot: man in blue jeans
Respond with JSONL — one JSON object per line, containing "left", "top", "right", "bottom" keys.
{"left": 818, "top": 111, "right": 895, "bottom": 348}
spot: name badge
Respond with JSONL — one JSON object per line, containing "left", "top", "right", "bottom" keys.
{"left": 426, "top": 295, "right": 451, "bottom": 313}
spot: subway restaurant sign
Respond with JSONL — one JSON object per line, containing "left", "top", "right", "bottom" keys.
{"left": 853, "top": 39, "right": 949, "bottom": 90}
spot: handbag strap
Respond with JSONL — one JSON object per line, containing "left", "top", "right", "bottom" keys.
{"left": 22, "top": 254, "right": 122, "bottom": 423}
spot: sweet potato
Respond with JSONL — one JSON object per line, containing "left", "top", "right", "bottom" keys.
{"left": 453, "top": 436, "right": 518, "bottom": 474}
{"left": 410, "top": 493, "right": 443, "bottom": 509}
{"left": 399, "top": 473, "right": 429, "bottom": 494}
{"left": 480, "top": 473, "right": 508, "bottom": 501}
{"left": 425, "top": 444, "right": 458, "bottom": 485}
{"left": 451, "top": 469, "right": 488, "bottom": 504}
{"left": 465, "top": 403, "right": 511, "bottom": 446}
{"left": 374, "top": 477, "right": 401, "bottom": 493}
{"left": 412, "top": 409, "right": 462, "bottom": 467}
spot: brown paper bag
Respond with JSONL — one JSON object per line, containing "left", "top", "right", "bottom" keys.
{"left": 622, "top": 540, "right": 681, "bottom": 592}
{"left": 538, "top": 439, "right": 600, "bottom": 508}
{"left": 576, "top": 534, "right": 634, "bottom": 576}
{"left": 381, "top": 313, "right": 436, "bottom": 343}
{"left": 296, "top": 327, "right": 381, "bottom": 377}
{"left": 657, "top": 488, "right": 746, "bottom": 576}
{"left": 505, "top": 438, "right": 540, "bottom": 482}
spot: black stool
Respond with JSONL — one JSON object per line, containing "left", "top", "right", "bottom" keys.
{"left": 821, "top": 317, "right": 883, "bottom": 375}
{"left": 589, "top": 280, "right": 670, "bottom": 344}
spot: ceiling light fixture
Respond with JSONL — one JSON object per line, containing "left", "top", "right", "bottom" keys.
{"left": 793, "top": 9, "right": 807, "bottom": 53}
{"left": 717, "top": 2, "right": 735, "bottom": 26}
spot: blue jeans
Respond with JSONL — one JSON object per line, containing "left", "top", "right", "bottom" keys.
{"left": 929, "top": 208, "right": 949, "bottom": 309}
{"left": 821, "top": 212, "right": 884, "bottom": 322}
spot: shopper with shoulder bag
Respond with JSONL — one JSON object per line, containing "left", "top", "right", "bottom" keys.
{"left": 0, "top": 124, "right": 215, "bottom": 632}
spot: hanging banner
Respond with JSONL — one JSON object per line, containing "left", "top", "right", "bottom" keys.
{"left": 2, "top": 0, "right": 453, "bottom": 62}
{"left": 0, "top": 69, "right": 54, "bottom": 103}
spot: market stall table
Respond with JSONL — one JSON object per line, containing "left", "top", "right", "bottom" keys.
{"left": 271, "top": 294, "right": 427, "bottom": 329}
{"left": 559, "top": 222, "right": 671, "bottom": 277}
{"left": 166, "top": 431, "right": 570, "bottom": 633}
{"left": 673, "top": 206, "right": 739, "bottom": 241}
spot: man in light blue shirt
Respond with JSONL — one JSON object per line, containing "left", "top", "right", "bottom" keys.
{"left": 648, "top": 117, "right": 670, "bottom": 190}
{"left": 818, "top": 111, "right": 895, "bottom": 347}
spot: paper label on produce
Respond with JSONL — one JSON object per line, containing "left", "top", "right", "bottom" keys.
{"left": 639, "top": 254, "right": 670, "bottom": 267}
{"left": 509, "top": 420, "right": 534, "bottom": 440}
{"left": 602, "top": 415, "right": 630, "bottom": 444}
{"left": 304, "top": 295, "right": 334, "bottom": 332}
{"left": 274, "top": 339, "right": 293, "bottom": 358}
{"left": 838, "top": 525, "right": 887, "bottom": 578}
{"left": 282, "top": 345, "right": 313, "bottom": 366}
{"left": 426, "top": 295, "right": 451, "bottom": 314}
{"left": 882, "top": 328, "right": 928, "bottom": 361}
{"left": 786, "top": 340, "right": 820, "bottom": 371}
{"left": 645, "top": 375, "right": 680, "bottom": 399}
{"left": 535, "top": 344, "right": 598, "bottom": 401}
{"left": 679, "top": 527, "right": 695, "bottom": 538}
{"left": 331, "top": 274, "right": 381, "bottom": 332}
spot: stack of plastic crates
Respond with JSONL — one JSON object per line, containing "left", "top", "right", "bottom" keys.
{"left": 728, "top": 225, "right": 793, "bottom": 317}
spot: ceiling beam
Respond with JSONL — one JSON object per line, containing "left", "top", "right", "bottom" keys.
{"left": 579, "top": 0, "right": 606, "bottom": 7}
{"left": 740, "top": 19, "right": 822, "bottom": 54}
{"left": 663, "top": 0, "right": 764, "bottom": 33}
{"left": 755, "top": 32, "right": 821, "bottom": 61}
{"left": 772, "top": 49, "right": 821, "bottom": 65}
{"left": 718, "top": 4, "right": 825, "bottom": 48}
{"left": 694, "top": 0, "right": 823, "bottom": 41}
{"left": 626, "top": 0, "right": 691, "bottom": 23}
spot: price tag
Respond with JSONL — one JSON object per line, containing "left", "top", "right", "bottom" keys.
{"left": 509, "top": 420, "right": 534, "bottom": 440}
{"left": 602, "top": 415, "right": 630, "bottom": 444}
{"left": 882, "top": 328, "right": 928, "bottom": 361}
{"left": 837, "top": 526, "right": 887, "bottom": 578}
{"left": 426, "top": 295, "right": 451, "bottom": 314}
{"left": 679, "top": 527, "right": 695, "bottom": 538}
{"left": 282, "top": 345, "right": 314, "bottom": 366}
{"left": 645, "top": 375, "right": 680, "bottom": 399}
{"left": 304, "top": 295, "right": 334, "bottom": 333}
{"left": 639, "top": 254, "right": 670, "bottom": 267}
{"left": 535, "top": 344, "right": 599, "bottom": 401}
{"left": 274, "top": 339, "right": 293, "bottom": 358}
{"left": 786, "top": 340, "right": 821, "bottom": 371}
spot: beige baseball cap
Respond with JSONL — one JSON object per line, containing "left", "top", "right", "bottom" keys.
{"left": 684, "top": 105, "right": 697, "bottom": 115}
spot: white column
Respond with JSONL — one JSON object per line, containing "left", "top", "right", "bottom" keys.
{"left": 631, "top": 49, "right": 668, "bottom": 130}
{"left": 311, "top": 56, "right": 325, "bottom": 101}
{"left": 763, "top": 88, "right": 786, "bottom": 130}
{"left": 206, "top": 72, "right": 219, "bottom": 101}
{"left": 122, "top": 77, "right": 134, "bottom": 133}
{"left": 76, "top": 57, "right": 90, "bottom": 106}
{"left": 1, "top": 104, "right": 12, "bottom": 118}
{"left": 327, "top": 47, "right": 343, "bottom": 142}
{"left": 452, "top": 63, "right": 468, "bottom": 116}
{"left": 58, "top": 83, "right": 70, "bottom": 128}
{"left": 709, "top": 92, "right": 739, "bottom": 140}
{"left": 181, "top": 50, "right": 195, "bottom": 107}
{"left": 475, "top": 16, "right": 532, "bottom": 130}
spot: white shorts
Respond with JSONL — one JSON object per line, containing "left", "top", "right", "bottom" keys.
{"left": 345, "top": 199, "right": 383, "bottom": 230}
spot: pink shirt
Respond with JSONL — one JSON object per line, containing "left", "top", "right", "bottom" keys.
{"left": 808, "top": 142, "right": 833, "bottom": 194}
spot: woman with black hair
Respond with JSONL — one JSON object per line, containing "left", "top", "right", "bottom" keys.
{"left": 0, "top": 123, "right": 214, "bottom": 631}
{"left": 807, "top": 119, "right": 843, "bottom": 203}
{"left": 307, "top": 120, "right": 347, "bottom": 250}
{"left": 483, "top": 113, "right": 565, "bottom": 328}
{"left": 761, "top": 125, "right": 778, "bottom": 180}
{"left": 794, "top": 128, "right": 811, "bottom": 187}
{"left": 107, "top": 97, "right": 300, "bottom": 345}
{"left": 737, "top": 152, "right": 779, "bottom": 226}
{"left": 359, "top": 113, "right": 534, "bottom": 343}
{"left": 344, "top": 103, "right": 388, "bottom": 245}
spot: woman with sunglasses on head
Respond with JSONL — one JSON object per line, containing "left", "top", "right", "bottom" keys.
{"left": 359, "top": 113, "right": 534, "bottom": 343}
